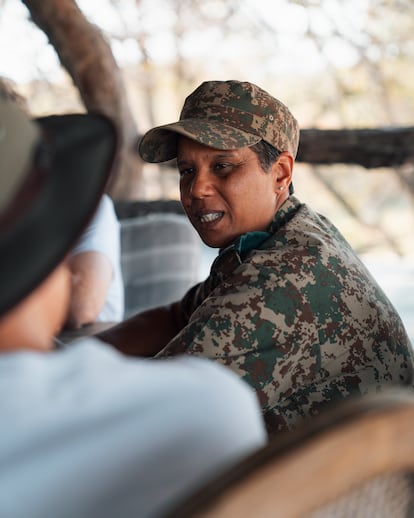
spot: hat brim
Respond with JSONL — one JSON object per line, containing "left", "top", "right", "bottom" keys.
{"left": 0, "top": 113, "right": 117, "bottom": 317}
{"left": 138, "top": 119, "right": 261, "bottom": 163}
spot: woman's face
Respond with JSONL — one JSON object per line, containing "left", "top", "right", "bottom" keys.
{"left": 178, "top": 137, "right": 282, "bottom": 249}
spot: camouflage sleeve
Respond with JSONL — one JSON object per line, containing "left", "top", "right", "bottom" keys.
{"left": 158, "top": 261, "right": 311, "bottom": 410}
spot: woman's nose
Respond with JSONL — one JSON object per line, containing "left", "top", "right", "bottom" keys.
{"left": 189, "top": 170, "right": 214, "bottom": 199}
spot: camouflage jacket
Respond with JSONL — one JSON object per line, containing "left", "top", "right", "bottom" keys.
{"left": 158, "top": 196, "right": 414, "bottom": 434}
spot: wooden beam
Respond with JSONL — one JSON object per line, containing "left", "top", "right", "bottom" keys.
{"left": 153, "top": 127, "right": 414, "bottom": 169}
{"left": 297, "top": 127, "right": 414, "bottom": 168}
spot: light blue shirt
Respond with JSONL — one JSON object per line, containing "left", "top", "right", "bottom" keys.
{"left": 0, "top": 340, "right": 266, "bottom": 517}
{"left": 71, "top": 194, "right": 124, "bottom": 322}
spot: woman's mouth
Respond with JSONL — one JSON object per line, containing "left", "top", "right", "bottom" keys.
{"left": 198, "top": 211, "right": 224, "bottom": 224}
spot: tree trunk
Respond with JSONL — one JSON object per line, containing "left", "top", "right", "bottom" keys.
{"left": 297, "top": 127, "right": 414, "bottom": 168}
{"left": 22, "top": 0, "right": 143, "bottom": 200}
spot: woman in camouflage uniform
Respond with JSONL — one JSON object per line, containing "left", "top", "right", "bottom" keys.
{"left": 101, "top": 80, "right": 414, "bottom": 434}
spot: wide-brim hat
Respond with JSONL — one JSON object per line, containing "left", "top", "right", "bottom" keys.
{"left": 138, "top": 80, "right": 300, "bottom": 163}
{"left": 0, "top": 97, "right": 117, "bottom": 317}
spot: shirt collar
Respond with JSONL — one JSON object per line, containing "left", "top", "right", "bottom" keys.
{"left": 267, "top": 196, "right": 301, "bottom": 234}
{"left": 223, "top": 196, "right": 301, "bottom": 256}
{"left": 212, "top": 196, "right": 301, "bottom": 274}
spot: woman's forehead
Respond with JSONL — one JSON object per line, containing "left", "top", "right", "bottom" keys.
{"left": 177, "top": 136, "right": 252, "bottom": 159}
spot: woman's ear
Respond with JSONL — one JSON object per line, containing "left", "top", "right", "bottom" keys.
{"left": 271, "top": 151, "right": 294, "bottom": 193}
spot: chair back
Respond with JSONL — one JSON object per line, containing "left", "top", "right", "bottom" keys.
{"left": 167, "top": 389, "right": 414, "bottom": 518}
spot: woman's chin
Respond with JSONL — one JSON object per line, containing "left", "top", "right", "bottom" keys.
{"left": 199, "top": 232, "right": 234, "bottom": 250}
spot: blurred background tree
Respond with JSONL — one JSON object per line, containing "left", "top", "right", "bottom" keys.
{"left": 1, "top": 0, "right": 413, "bottom": 256}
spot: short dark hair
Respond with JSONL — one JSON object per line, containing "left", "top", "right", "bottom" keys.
{"left": 250, "top": 140, "right": 294, "bottom": 194}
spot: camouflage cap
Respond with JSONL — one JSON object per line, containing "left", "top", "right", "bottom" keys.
{"left": 138, "top": 80, "right": 300, "bottom": 163}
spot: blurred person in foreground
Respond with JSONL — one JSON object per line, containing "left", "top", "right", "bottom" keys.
{"left": 0, "top": 77, "right": 124, "bottom": 331}
{"left": 99, "top": 79, "right": 414, "bottom": 435}
{"left": 0, "top": 95, "right": 266, "bottom": 517}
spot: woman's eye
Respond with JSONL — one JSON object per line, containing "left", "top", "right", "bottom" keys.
{"left": 214, "top": 163, "right": 234, "bottom": 173}
{"left": 178, "top": 167, "right": 194, "bottom": 178}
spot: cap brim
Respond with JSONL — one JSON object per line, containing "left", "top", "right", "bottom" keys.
{"left": 138, "top": 119, "right": 261, "bottom": 163}
{"left": 0, "top": 113, "right": 117, "bottom": 317}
